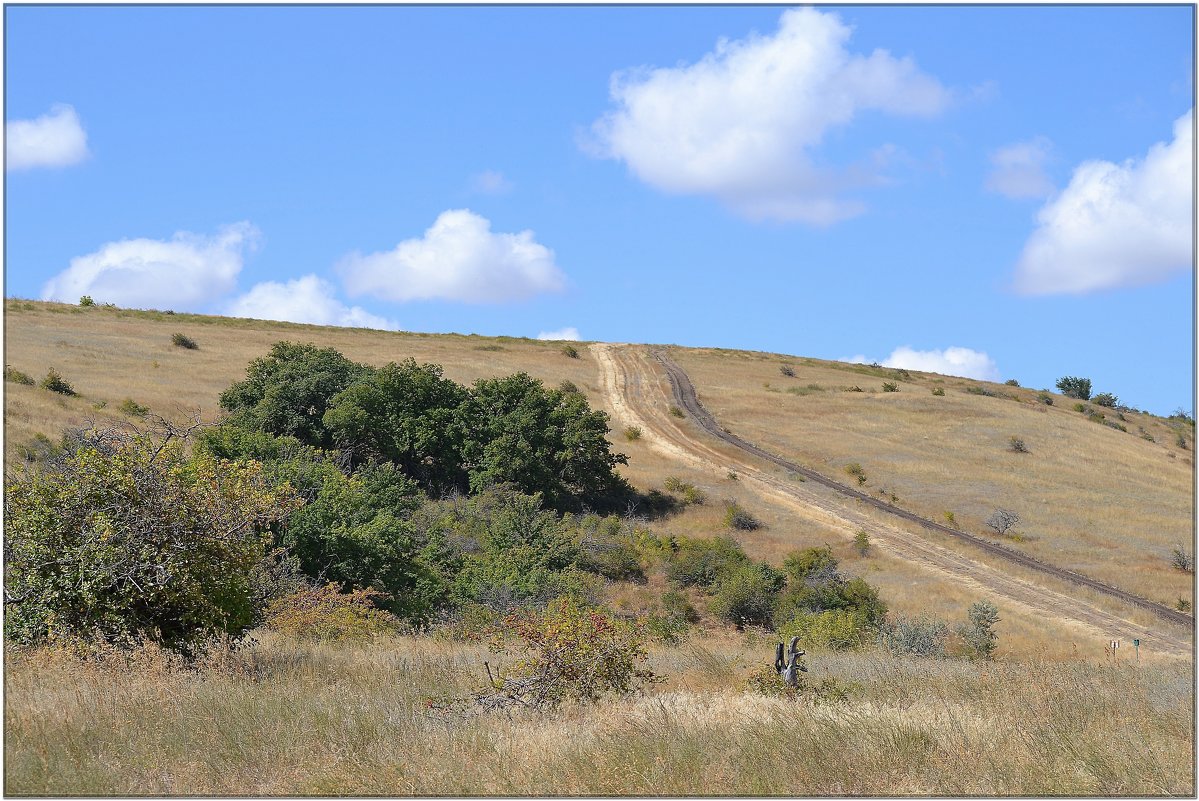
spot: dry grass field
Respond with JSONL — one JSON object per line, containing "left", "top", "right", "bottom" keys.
{"left": 669, "top": 346, "right": 1195, "bottom": 608}
{"left": 5, "top": 632, "right": 1192, "bottom": 796}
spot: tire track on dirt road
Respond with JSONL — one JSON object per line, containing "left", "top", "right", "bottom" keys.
{"left": 591, "top": 343, "right": 1192, "bottom": 658}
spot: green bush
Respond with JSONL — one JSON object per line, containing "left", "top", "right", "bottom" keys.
{"left": 264, "top": 584, "right": 405, "bottom": 641}
{"left": 663, "top": 476, "right": 706, "bottom": 505}
{"left": 1092, "top": 392, "right": 1118, "bottom": 408}
{"left": 708, "top": 563, "right": 784, "bottom": 628}
{"left": 5, "top": 366, "right": 34, "bottom": 385}
{"left": 666, "top": 535, "right": 749, "bottom": 589}
{"left": 881, "top": 382, "right": 899, "bottom": 393}
{"left": 1008, "top": 436, "right": 1028, "bottom": 453}
{"left": 40, "top": 369, "right": 76, "bottom": 396}
{"left": 171, "top": 332, "right": 199, "bottom": 350}
{"left": 931, "top": 387, "right": 945, "bottom": 396}
{"left": 624, "top": 425, "right": 642, "bottom": 441}
{"left": 778, "top": 608, "right": 874, "bottom": 651}
{"left": 78, "top": 295, "right": 95, "bottom": 307}
{"left": 958, "top": 600, "right": 1000, "bottom": 659}
{"left": 844, "top": 385, "right": 863, "bottom": 392}
{"left": 561, "top": 344, "right": 579, "bottom": 359}
{"left": 853, "top": 529, "right": 871, "bottom": 556}
{"left": 668, "top": 405, "right": 685, "bottom": 418}
{"left": 1056, "top": 376, "right": 1092, "bottom": 400}
{"left": 723, "top": 499, "right": 762, "bottom": 531}
{"left": 118, "top": 398, "right": 149, "bottom": 418}
{"left": 1036, "top": 392, "right": 1053, "bottom": 406}
{"left": 845, "top": 462, "right": 866, "bottom": 485}
{"left": 779, "top": 365, "right": 796, "bottom": 378}
{"left": 4, "top": 430, "right": 299, "bottom": 656}
{"left": 1004, "top": 379, "right": 1020, "bottom": 387}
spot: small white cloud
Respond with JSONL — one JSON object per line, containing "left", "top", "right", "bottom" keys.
{"left": 986, "top": 136, "right": 1054, "bottom": 199}
{"left": 338, "top": 209, "right": 565, "bottom": 304}
{"left": 41, "top": 222, "right": 259, "bottom": 309}
{"left": 1013, "top": 110, "right": 1193, "bottom": 295}
{"left": 470, "top": 169, "right": 513, "bottom": 195}
{"left": 225, "top": 274, "right": 398, "bottom": 330}
{"left": 6, "top": 104, "right": 89, "bottom": 171}
{"left": 588, "top": 7, "right": 949, "bottom": 224}
{"left": 536, "top": 327, "right": 580, "bottom": 341}
{"left": 842, "top": 346, "right": 1000, "bottom": 381}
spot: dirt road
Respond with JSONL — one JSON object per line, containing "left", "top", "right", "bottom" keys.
{"left": 591, "top": 342, "right": 1193, "bottom": 658}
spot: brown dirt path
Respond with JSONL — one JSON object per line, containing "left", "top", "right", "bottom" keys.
{"left": 591, "top": 342, "right": 1193, "bottom": 658}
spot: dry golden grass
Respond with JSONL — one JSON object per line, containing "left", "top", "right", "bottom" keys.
{"left": 5, "top": 633, "right": 1192, "bottom": 796}
{"left": 672, "top": 346, "right": 1194, "bottom": 607}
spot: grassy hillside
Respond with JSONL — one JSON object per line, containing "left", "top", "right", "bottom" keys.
{"left": 4, "top": 299, "right": 1193, "bottom": 653}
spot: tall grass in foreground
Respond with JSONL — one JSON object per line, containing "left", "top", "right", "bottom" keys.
{"left": 5, "top": 634, "right": 1193, "bottom": 796}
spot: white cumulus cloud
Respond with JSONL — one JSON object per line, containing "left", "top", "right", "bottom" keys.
{"left": 6, "top": 104, "right": 90, "bottom": 171}
{"left": 845, "top": 346, "right": 1000, "bottom": 381}
{"left": 1013, "top": 110, "right": 1193, "bottom": 295}
{"left": 41, "top": 222, "right": 259, "bottom": 309}
{"left": 536, "top": 327, "right": 580, "bottom": 341}
{"left": 338, "top": 209, "right": 565, "bottom": 303}
{"left": 225, "top": 274, "right": 398, "bottom": 330}
{"left": 986, "top": 136, "right": 1054, "bottom": 199}
{"left": 588, "top": 7, "right": 949, "bottom": 224}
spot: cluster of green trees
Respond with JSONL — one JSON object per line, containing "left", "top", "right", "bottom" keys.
{"left": 5, "top": 342, "right": 643, "bottom": 654}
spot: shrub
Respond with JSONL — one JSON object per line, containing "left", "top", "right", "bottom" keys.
{"left": 1139, "top": 428, "right": 1155, "bottom": 442}
{"left": 1073, "top": 402, "right": 1088, "bottom": 413}
{"left": 16, "top": 432, "right": 64, "bottom": 464}
{"left": 1036, "top": 392, "right": 1054, "bottom": 406}
{"left": 1008, "top": 436, "right": 1028, "bottom": 453}
{"left": 477, "top": 597, "right": 658, "bottom": 710}
{"left": 844, "top": 385, "right": 863, "bottom": 392}
{"left": 1092, "top": 392, "right": 1118, "bottom": 408}
{"left": 264, "top": 584, "right": 405, "bottom": 641}
{"left": 1087, "top": 411, "right": 1106, "bottom": 424}
{"left": 878, "top": 615, "right": 950, "bottom": 657}
{"left": 40, "top": 369, "right": 76, "bottom": 396}
{"left": 171, "top": 332, "right": 199, "bottom": 350}
{"left": 779, "top": 608, "right": 874, "bottom": 651}
{"left": 79, "top": 295, "right": 95, "bottom": 307}
{"left": 1104, "top": 420, "right": 1127, "bottom": 432}
{"left": 845, "top": 462, "right": 866, "bottom": 485}
{"left": 666, "top": 535, "right": 749, "bottom": 589}
{"left": 745, "top": 666, "right": 861, "bottom": 705}
{"left": 984, "top": 509, "right": 1020, "bottom": 537}
{"left": 5, "top": 366, "right": 34, "bottom": 385}
{"left": 723, "top": 499, "right": 762, "bottom": 531}
{"left": 668, "top": 405, "right": 685, "bottom": 418}
{"left": 576, "top": 537, "right": 645, "bottom": 583}
{"left": 853, "top": 529, "right": 871, "bottom": 556}
{"left": 4, "top": 429, "right": 300, "bottom": 656}
{"left": 558, "top": 380, "right": 579, "bottom": 394}
{"left": 881, "top": 381, "right": 899, "bottom": 393}
{"left": 779, "top": 365, "right": 796, "bottom": 378}
{"left": 623, "top": 425, "right": 642, "bottom": 441}
{"left": 1056, "top": 376, "right": 1092, "bottom": 400}
{"left": 958, "top": 600, "right": 1000, "bottom": 659}
{"left": 727, "top": 470, "right": 739, "bottom": 481}
{"left": 1004, "top": 379, "right": 1020, "bottom": 387}
{"left": 943, "top": 511, "right": 956, "bottom": 527}
{"left": 931, "top": 387, "right": 945, "bottom": 396}
{"left": 1176, "top": 598, "right": 1192, "bottom": 613}
{"left": 708, "top": 563, "right": 784, "bottom": 628}
{"left": 1170, "top": 545, "right": 1193, "bottom": 573}
{"left": 663, "top": 476, "right": 705, "bottom": 505}
{"left": 561, "top": 344, "right": 579, "bottom": 359}
{"left": 118, "top": 398, "right": 149, "bottom": 418}
{"left": 1176, "top": 432, "right": 1188, "bottom": 450}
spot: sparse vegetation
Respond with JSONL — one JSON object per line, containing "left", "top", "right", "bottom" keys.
{"left": 853, "top": 529, "right": 870, "bottom": 556}
{"left": 931, "top": 386, "right": 945, "bottom": 396}
{"left": 1008, "top": 436, "right": 1028, "bottom": 453}
{"left": 264, "top": 584, "right": 404, "bottom": 642}
{"left": 39, "top": 368, "right": 76, "bottom": 396}
{"left": 722, "top": 499, "right": 762, "bottom": 531}
{"left": 1092, "top": 392, "right": 1118, "bottom": 408}
{"left": 878, "top": 614, "right": 949, "bottom": 657}
{"left": 984, "top": 509, "right": 1020, "bottom": 538}
{"left": 1170, "top": 545, "right": 1193, "bottom": 573}
{"left": 5, "top": 365, "right": 35, "bottom": 385}
{"left": 668, "top": 405, "right": 685, "bottom": 418}
{"left": 881, "top": 381, "right": 898, "bottom": 393}
{"left": 779, "top": 364, "right": 795, "bottom": 377}
{"left": 844, "top": 385, "right": 863, "bottom": 392}
{"left": 844, "top": 462, "right": 866, "bottom": 485}
{"left": 118, "top": 397, "right": 149, "bottom": 418}
{"left": 171, "top": 332, "right": 199, "bottom": 350}
{"left": 943, "top": 511, "right": 956, "bottom": 527}
{"left": 623, "top": 425, "right": 642, "bottom": 441}
{"left": 1036, "top": 391, "right": 1053, "bottom": 406}
{"left": 561, "top": 344, "right": 579, "bottom": 359}
{"left": 1004, "top": 379, "right": 1020, "bottom": 387}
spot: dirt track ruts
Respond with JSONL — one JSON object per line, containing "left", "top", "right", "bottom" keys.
{"left": 591, "top": 342, "right": 1193, "bottom": 657}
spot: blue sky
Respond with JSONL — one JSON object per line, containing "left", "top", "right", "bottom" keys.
{"left": 5, "top": 5, "right": 1194, "bottom": 414}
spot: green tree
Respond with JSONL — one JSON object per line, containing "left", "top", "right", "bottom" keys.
{"left": 323, "top": 359, "right": 469, "bottom": 494}
{"left": 1055, "top": 376, "right": 1092, "bottom": 400}
{"left": 459, "top": 373, "right": 630, "bottom": 511}
{"left": 959, "top": 600, "right": 1000, "bottom": 659}
{"left": 219, "top": 342, "right": 371, "bottom": 449}
{"left": 1092, "top": 392, "right": 1119, "bottom": 408}
{"left": 4, "top": 429, "right": 299, "bottom": 656}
